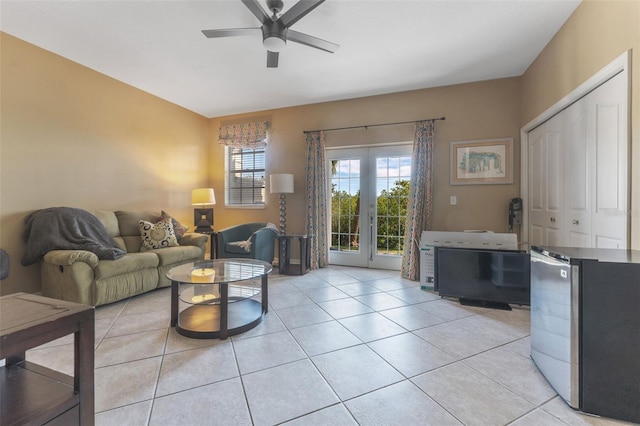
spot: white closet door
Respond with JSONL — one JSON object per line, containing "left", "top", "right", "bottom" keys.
{"left": 564, "top": 99, "right": 591, "bottom": 247}
{"left": 527, "top": 71, "right": 628, "bottom": 249}
{"left": 528, "top": 113, "right": 563, "bottom": 247}
{"left": 589, "top": 73, "right": 628, "bottom": 248}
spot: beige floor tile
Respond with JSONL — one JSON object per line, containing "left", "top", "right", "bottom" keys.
{"left": 339, "top": 312, "right": 406, "bottom": 342}
{"left": 95, "top": 400, "right": 152, "bottom": 426}
{"left": 105, "top": 310, "right": 171, "bottom": 338}
{"left": 540, "top": 397, "right": 632, "bottom": 426}
{"left": 155, "top": 342, "right": 239, "bottom": 396}
{"left": 243, "top": 359, "right": 339, "bottom": 426}
{"left": 345, "top": 380, "right": 462, "bottom": 425}
{"left": 317, "top": 296, "right": 374, "bottom": 319}
{"left": 413, "top": 362, "right": 535, "bottom": 426}
{"left": 274, "top": 303, "right": 333, "bottom": 329}
{"left": 26, "top": 342, "right": 74, "bottom": 376}
{"left": 233, "top": 330, "right": 306, "bottom": 374}
{"left": 332, "top": 281, "right": 382, "bottom": 297}
{"left": 289, "top": 320, "right": 361, "bottom": 356}
{"left": 95, "top": 329, "right": 167, "bottom": 368}
{"left": 95, "top": 357, "right": 162, "bottom": 412}
{"left": 463, "top": 346, "right": 556, "bottom": 405}
{"left": 413, "top": 314, "right": 526, "bottom": 359}
{"left": 387, "top": 286, "right": 441, "bottom": 304}
{"left": 415, "top": 298, "right": 482, "bottom": 320}
{"left": 368, "top": 332, "right": 456, "bottom": 377}
{"left": 150, "top": 378, "right": 252, "bottom": 425}
{"left": 312, "top": 344, "right": 404, "bottom": 400}
{"left": 379, "top": 304, "right": 449, "bottom": 330}
{"left": 510, "top": 408, "right": 569, "bottom": 426}
{"left": 281, "top": 404, "right": 357, "bottom": 425}
{"left": 299, "top": 285, "right": 350, "bottom": 302}
{"left": 355, "top": 292, "right": 408, "bottom": 311}
{"left": 164, "top": 326, "right": 225, "bottom": 353}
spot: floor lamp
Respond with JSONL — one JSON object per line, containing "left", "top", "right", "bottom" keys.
{"left": 270, "top": 174, "right": 294, "bottom": 234}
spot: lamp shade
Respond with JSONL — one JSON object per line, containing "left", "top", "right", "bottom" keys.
{"left": 192, "top": 188, "right": 216, "bottom": 205}
{"left": 270, "top": 174, "right": 294, "bottom": 194}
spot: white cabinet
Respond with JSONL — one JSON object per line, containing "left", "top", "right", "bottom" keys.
{"left": 527, "top": 72, "right": 628, "bottom": 248}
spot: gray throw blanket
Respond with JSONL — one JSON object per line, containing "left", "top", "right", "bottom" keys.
{"left": 21, "top": 207, "right": 126, "bottom": 266}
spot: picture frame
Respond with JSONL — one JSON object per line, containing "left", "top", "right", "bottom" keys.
{"left": 450, "top": 138, "right": 514, "bottom": 185}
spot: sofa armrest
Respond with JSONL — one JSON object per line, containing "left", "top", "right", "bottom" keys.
{"left": 179, "top": 233, "right": 208, "bottom": 249}
{"left": 43, "top": 250, "right": 99, "bottom": 268}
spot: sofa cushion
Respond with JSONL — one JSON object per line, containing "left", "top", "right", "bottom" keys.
{"left": 116, "top": 211, "right": 161, "bottom": 252}
{"left": 139, "top": 218, "right": 179, "bottom": 251}
{"left": 159, "top": 210, "right": 188, "bottom": 240}
{"left": 225, "top": 241, "right": 252, "bottom": 255}
{"left": 94, "top": 252, "right": 159, "bottom": 279}
{"left": 153, "top": 245, "right": 204, "bottom": 266}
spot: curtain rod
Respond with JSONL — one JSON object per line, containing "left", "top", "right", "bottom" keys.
{"left": 303, "top": 116, "right": 445, "bottom": 134}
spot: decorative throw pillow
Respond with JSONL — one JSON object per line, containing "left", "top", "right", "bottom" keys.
{"left": 158, "top": 210, "right": 188, "bottom": 240}
{"left": 139, "top": 217, "right": 179, "bottom": 251}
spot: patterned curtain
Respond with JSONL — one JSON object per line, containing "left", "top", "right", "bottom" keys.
{"left": 401, "top": 121, "right": 435, "bottom": 280}
{"left": 218, "top": 121, "right": 270, "bottom": 148}
{"left": 305, "top": 131, "right": 328, "bottom": 269}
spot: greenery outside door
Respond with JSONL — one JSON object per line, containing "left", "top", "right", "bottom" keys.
{"left": 326, "top": 145, "right": 412, "bottom": 269}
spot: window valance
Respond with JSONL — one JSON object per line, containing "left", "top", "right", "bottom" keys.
{"left": 218, "top": 120, "right": 270, "bottom": 149}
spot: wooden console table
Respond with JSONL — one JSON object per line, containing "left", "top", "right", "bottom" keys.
{"left": 0, "top": 293, "right": 95, "bottom": 425}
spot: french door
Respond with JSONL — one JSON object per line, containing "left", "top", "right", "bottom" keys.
{"left": 326, "top": 145, "right": 412, "bottom": 269}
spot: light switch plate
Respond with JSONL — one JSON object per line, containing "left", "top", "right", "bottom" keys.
{"left": 450, "top": 196, "right": 457, "bottom": 205}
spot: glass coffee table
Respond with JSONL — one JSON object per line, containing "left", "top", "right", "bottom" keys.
{"left": 167, "top": 258, "right": 272, "bottom": 339}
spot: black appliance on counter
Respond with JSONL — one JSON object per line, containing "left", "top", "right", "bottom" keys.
{"left": 434, "top": 247, "right": 530, "bottom": 310}
{"left": 530, "top": 246, "right": 640, "bottom": 424}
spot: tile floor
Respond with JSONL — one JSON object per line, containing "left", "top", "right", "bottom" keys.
{"left": 27, "top": 266, "right": 632, "bottom": 425}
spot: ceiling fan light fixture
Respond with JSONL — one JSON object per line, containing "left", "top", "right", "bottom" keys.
{"left": 263, "top": 35, "right": 286, "bottom": 52}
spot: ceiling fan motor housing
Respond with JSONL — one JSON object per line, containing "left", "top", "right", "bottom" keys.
{"left": 262, "top": 20, "right": 287, "bottom": 51}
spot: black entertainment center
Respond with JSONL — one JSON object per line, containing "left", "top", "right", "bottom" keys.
{"left": 434, "top": 246, "right": 530, "bottom": 310}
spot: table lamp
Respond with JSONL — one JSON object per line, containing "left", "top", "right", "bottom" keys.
{"left": 192, "top": 188, "right": 216, "bottom": 232}
{"left": 269, "top": 174, "right": 294, "bottom": 234}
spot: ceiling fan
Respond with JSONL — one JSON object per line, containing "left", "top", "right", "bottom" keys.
{"left": 202, "top": 0, "right": 339, "bottom": 68}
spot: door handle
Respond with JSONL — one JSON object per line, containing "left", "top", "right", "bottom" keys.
{"left": 572, "top": 219, "right": 579, "bottom": 225}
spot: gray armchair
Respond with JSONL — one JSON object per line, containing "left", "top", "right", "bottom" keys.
{"left": 216, "top": 222, "right": 277, "bottom": 264}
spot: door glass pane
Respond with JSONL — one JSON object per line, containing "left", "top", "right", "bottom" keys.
{"left": 330, "top": 159, "right": 361, "bottom": 253}
{"left": 376, "top": 156, "right": 411, "bottom": 255}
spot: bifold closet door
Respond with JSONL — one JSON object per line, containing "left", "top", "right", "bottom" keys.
{"left": 527, "top": 71, "right": 628, "bottom": 248}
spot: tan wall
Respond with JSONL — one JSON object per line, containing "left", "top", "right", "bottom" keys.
{"left": 210, "top": 78, "right": 522, "bottom": 239}
{"left": 520, "top": 0, "right": 640, "bottom": 249}
{"left": 0, "top": 33, "right": 211, "bottom": 295}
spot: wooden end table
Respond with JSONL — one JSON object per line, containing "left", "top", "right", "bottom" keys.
{"left": 0, "top": 293, "right": 95, "bottom": 425}
{"left": 277, "top": 234, "right": 311, "bottom": 275}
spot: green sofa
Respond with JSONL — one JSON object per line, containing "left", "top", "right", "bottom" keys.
{"left": 40, "top": 210, "right": 207, "bottom": 306}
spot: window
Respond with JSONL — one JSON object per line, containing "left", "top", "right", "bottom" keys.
{"left": 225, "top": 146, "right": 266, "bottom": 207}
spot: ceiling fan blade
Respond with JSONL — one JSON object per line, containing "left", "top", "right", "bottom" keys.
{"left": 267, "top": 51, "right": 279, "bottom": 68}
{"left": 279, "top": 0, "right": 325, "bottom": 28}
{"left": 287, "top": 29, "right": 339, "bottom": 53}
{"left": 202, "top": 28, "right": 260, "bottom": 38}
{"left": 241, "top": 0, "right": 271, "bottom": 24}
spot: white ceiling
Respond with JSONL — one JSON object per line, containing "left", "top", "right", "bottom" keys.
{"left": 0, "top": 0, "right": 580, "bottom": 118}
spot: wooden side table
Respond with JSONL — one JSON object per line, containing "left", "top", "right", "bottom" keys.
{"left": 277, "top": 234, "right": 311, "bottom": 275}
{"left": 0, "top": 293, "right": 95, "bottom": 425}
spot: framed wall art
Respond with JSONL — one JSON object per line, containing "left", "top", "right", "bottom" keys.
{"left": 450, "top": 138, "right": 513, "bottom": 185}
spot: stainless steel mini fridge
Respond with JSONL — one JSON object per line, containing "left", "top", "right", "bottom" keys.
{"left": 530, "top": 246, "right": 640, "bottom": 423}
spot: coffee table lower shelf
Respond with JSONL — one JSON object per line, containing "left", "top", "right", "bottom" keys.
{"left": 176, "top": 298, "right": 264, "bottom": 339}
